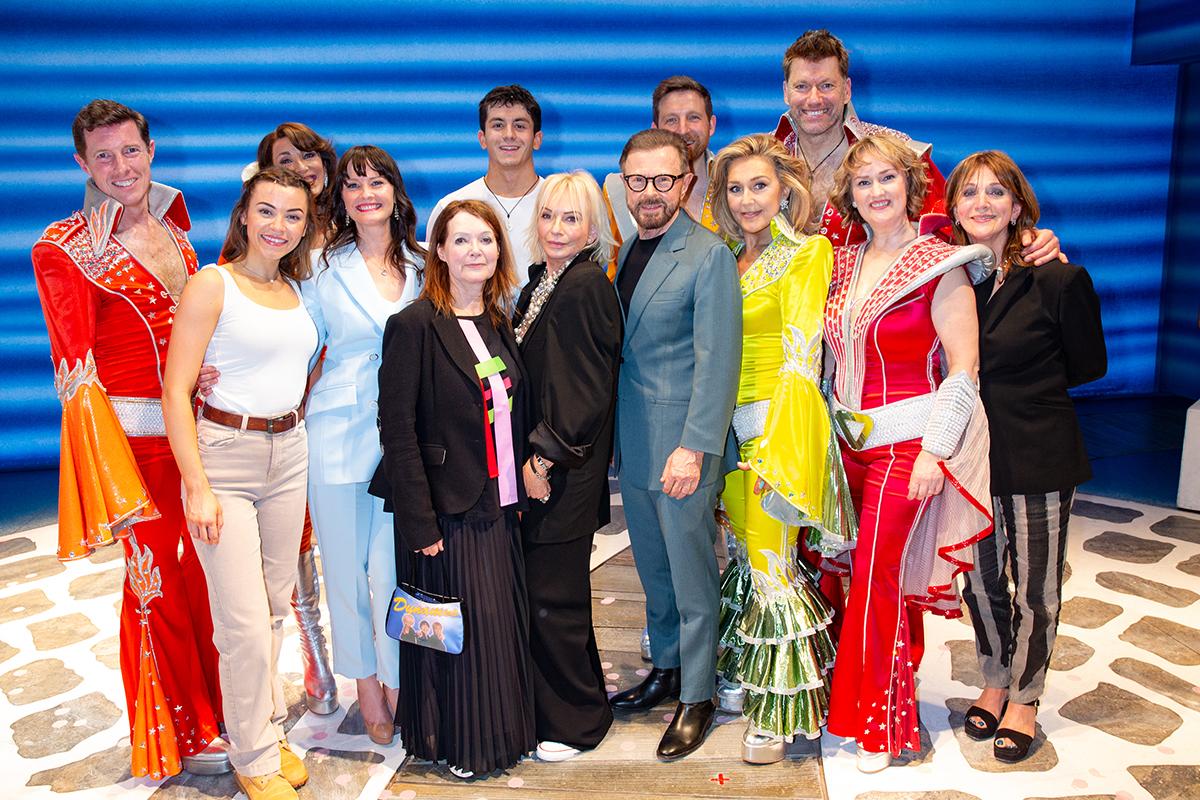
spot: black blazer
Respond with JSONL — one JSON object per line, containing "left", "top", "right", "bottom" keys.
{"left": 368, "top": 298, "right": 527, "bottom": 551}
{"left": 976, "top": 261, "right": 1106, "bottom": 496}
{"left": 514, "top": 254, "right": 623, "bottom": 544}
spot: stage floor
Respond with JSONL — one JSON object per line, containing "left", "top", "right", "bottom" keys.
{"left": 1, "top": 489, "right": 1197, "bottom": 800}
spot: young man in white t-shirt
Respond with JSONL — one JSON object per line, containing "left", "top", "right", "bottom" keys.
{"left": 426, "top": 85, "right": 543, "bottom": 289}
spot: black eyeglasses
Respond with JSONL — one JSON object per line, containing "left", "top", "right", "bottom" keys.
{"left": 622, "top": 173, "right": 686, "bottom": 193}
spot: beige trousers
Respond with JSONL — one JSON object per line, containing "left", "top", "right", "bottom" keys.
{"left": 190, "top": 418, "right": 308, "bottom": 776}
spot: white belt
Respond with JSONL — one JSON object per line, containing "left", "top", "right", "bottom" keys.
{"left": 732, "top": 399, "right": 770, "bottom": 446}
{"left": 110, "top": 396, "right": 166, "bottom": 437}
{"left": 831, "top": 393, "right": 933, "bottom": 451}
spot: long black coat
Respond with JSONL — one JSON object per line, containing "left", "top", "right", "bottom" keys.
{"left": 975, "top": 261, "right": 1106, "bottom": 496}
{"left": 514, "top": 254, "right": 623, "bottom": 544}
{"left": 368, "top": 298, "right": 528, "bottom": 552}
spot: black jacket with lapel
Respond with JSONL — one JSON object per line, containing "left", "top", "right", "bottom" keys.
{"left": 368, "top": 298, "right": 528, "bottom": 551}
{"left": 975, "top": 261, "right": 1106, "bottom": 496}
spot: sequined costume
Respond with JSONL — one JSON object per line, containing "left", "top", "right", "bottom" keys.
{"left": 716, "top": 224, "right": 855, "bottom": 739}
{"left": 31, "top": 181, "right": 223, "bottom": 779}
{"left": 773, "top": 104, "right": 949, "bottom": 247}
{"left": 822, "top": 235, "right": 993, "bottom": 756}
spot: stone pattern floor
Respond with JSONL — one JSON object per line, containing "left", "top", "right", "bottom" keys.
{"left": 1, "top": 493, "right": 1197, "bottom": 799}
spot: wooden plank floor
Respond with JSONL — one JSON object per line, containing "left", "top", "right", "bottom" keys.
{"left": 384, "top": 547, "right": 827, "bottom": 799}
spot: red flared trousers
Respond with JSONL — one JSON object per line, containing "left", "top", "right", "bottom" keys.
{"left": 826, "top": 438, "right": 926, "bottom": 756}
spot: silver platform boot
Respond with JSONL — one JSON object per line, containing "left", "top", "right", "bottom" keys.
{"left": 293, "top": 546, "right": 338, "bottom": 715}
{"left": 640, "top": 626, "right": 652, "bottom": 662}
{"left": 742, "top": 725, "right": 812, "bottom": 764}
{"left": 717, "top": 677, "right": 746, "bottom": 715}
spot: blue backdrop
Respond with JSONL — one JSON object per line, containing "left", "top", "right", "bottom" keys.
{"left": 0, "top": 0, "right": 1179, "bottom": 470}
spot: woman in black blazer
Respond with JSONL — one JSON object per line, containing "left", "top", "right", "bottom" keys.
{"left": 946, "top": 151, "right": 1106, "bottom": 763}
{"left": 512, "top": 171, "right": 623, "bottom": 762}
{"left": 370, "top": 199, "right": 535, "bottom": 779}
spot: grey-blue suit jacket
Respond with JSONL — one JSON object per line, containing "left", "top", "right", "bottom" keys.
{"left": 613, "top": 213, "right": 741, "bottom": 491}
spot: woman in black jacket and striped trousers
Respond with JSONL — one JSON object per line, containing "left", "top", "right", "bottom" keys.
{"left": 946, "top": 151, "right": 1106, "bottom": 764}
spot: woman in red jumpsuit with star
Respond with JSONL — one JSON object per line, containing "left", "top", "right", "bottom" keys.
{"left": 822, "top": 135, "right": 994, "bottom": 772}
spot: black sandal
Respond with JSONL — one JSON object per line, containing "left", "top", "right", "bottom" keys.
{"left": 993, "top": 727, "right": 1034, "bottom": 762}
{"left": 993, "top": 700, "right": 1038, "bottom": 762}
{"left": 964, "top": 702, "right": 1005, "bottom": 741}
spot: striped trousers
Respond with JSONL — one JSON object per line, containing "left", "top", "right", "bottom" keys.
{"left": 962, "top": 490, "right": 1074, "bottom": 705}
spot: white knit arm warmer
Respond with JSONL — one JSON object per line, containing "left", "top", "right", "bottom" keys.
{"left": 921, "top": 371, "right": 978, "bottom": 459}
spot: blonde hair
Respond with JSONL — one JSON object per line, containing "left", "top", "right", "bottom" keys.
{"left": 831, "top": 134, "right": 929, "bottom": 227}
{"left": 709, "top": 133, "right": 812, "bottom": 240}
{"left": 525, "top": 170, "right": 616, "bottom": 266}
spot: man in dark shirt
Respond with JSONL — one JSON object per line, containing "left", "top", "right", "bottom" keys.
{"left": 608, "top": 129, "right": 741, "bottom": 762}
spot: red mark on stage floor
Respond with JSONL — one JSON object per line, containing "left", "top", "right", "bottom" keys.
{"left": 710, "top": 773, "right": 731, "bottom": 785}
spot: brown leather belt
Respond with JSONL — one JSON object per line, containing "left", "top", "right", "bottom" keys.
{"left": 200, "top": 405, "right": 301, "bottom": 434}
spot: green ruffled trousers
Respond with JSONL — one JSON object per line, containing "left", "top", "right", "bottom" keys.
{"left": 717, "top": 451, "right": 839, "bottom": 739}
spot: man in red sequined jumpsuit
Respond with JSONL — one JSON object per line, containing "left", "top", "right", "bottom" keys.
{"left": 31, "top": 100, "right": 226, "bottom": 779}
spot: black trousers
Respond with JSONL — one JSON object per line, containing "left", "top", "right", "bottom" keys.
{"left": 524, "top": 532, "right": 614, "bottom": 749}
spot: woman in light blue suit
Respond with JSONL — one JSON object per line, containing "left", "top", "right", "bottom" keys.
{"left": 302, "top": 145, "right": 425, "bottom": 745}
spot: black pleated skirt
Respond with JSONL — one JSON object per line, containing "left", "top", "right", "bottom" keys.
{"left": 396, "top": 510, "right": 536, "bottom": 774}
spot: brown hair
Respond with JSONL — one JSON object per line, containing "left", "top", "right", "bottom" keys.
{"left": 72, "top": 99, "right": 150, "bottom": 157}
{"left": 831, "top": 134, "right": 929, "bottom": 228}
{"left": 652, "top": 75, "right": 713, "bottom": 123}
{"left": 618, "top": 129, "right": 690, "bottom": 174}
{"left": 783, "top": 29, "right": 850, "bottom": 79}
{"left": 256, "top": 122, "right": 337, "bottom": 232}
{"left": 321, "top": 145, "right": 427, "bottom": 275}
{"left": 710, "top": 134, "right": 812, "bottom": 239}
{"left": 478, "top": 84, "right": 542, "bottom": 133}
{"left": 946, "top": 150, "right": 1041, "bottom": 270}
{"left": 219, "top": 167, "right": 315, "bottom": 282}
{"left": 420, "top": 200, "right": 516, "bottom": 327}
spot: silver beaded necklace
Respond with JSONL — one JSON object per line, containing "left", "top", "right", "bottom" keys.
{"left": 514, "top": 264, "right": 567, "bottom": 344}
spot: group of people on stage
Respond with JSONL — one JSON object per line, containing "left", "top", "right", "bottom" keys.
{"left": 31, "top": 28, "right": 1108, "bottom": 798}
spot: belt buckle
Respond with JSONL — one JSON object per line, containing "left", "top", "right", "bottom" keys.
{"left": 834, "top": 408, "right": 873, "bottom": 451}
{"left": 266, "top": 417, "right": 276, "bottom": 434}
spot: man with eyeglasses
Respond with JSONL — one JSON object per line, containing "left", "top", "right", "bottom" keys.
{"left": 605, "top": 76, "right": 721, "bottom": 251}
{"left": 607, "top": 129, "right": 740, "bottom": 762}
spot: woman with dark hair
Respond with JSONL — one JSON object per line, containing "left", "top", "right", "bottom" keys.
{"left": 163, "top": 167, "right": 319, "bottom": 799}
{"left": 706, "top": 133, "right": 853, "bottom": 763}
{"left": 370, "top": 199, "right": 535, "bottom": 779}
{"left": 511, "top": 171, "right": 622, "bottom": 762}
{"left": 302, "top": 145, "right": 426, "bottom": 746}
{"left": 257, "top": 122, "right": 338, "bottom": 245}
{"left": 947, "top": 151, "right": 1105, "bottom": 763}
{"left": 822, "top": 135, "right": 993, "bottom": 773}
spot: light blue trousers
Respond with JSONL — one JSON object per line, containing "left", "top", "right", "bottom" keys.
{"left": 308, "top": 479, "right": 399, "bottom": 687}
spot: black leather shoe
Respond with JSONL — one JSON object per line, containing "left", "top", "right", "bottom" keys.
{"left": 656, "top": 700, "right": 715, "bottom": 761}
{"left": 609, "top": 667, "right": 680, "bottom": 711}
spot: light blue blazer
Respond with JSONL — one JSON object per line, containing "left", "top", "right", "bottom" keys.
{"left": 612, "top": 214, "right": 741, "bottom": 491}
{"left": 302, "top": 244, "right": 422, "bottom": 485}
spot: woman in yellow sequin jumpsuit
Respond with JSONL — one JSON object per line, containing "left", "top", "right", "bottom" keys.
{"left": 709, "top": 134, "right": 856, "bottom": 763}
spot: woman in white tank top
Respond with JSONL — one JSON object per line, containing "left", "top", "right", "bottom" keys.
{"left": 163, "top": 167, "right": 318, "bottom": 799}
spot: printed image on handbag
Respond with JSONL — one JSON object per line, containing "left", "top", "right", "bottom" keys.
{"left": 385, "top": 583, "right": 464, "bottom": 655}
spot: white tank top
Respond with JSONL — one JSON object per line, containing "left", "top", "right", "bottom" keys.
{"left": 202, "top": 264, "right": 318, "bottom": 417}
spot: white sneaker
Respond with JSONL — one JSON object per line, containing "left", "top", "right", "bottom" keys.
{"left": 856, "top": 745, "right": 891, "bottom": 773}
{"left": 536, "top": 741, "right": 583, "bottom": 762}
{"left": 448, "top": 765, "right": 474, "bottom": 779}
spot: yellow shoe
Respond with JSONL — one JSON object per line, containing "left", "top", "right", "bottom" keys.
{"left": 234, "top": 770, "right": 298, "bottom": 800}
{"left": 278, "top": 739, "right": 309, "bottom": 788}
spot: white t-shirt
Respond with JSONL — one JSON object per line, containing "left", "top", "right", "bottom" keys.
{"left": 426, "top": 176, "right": 543, "bottom": 290}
